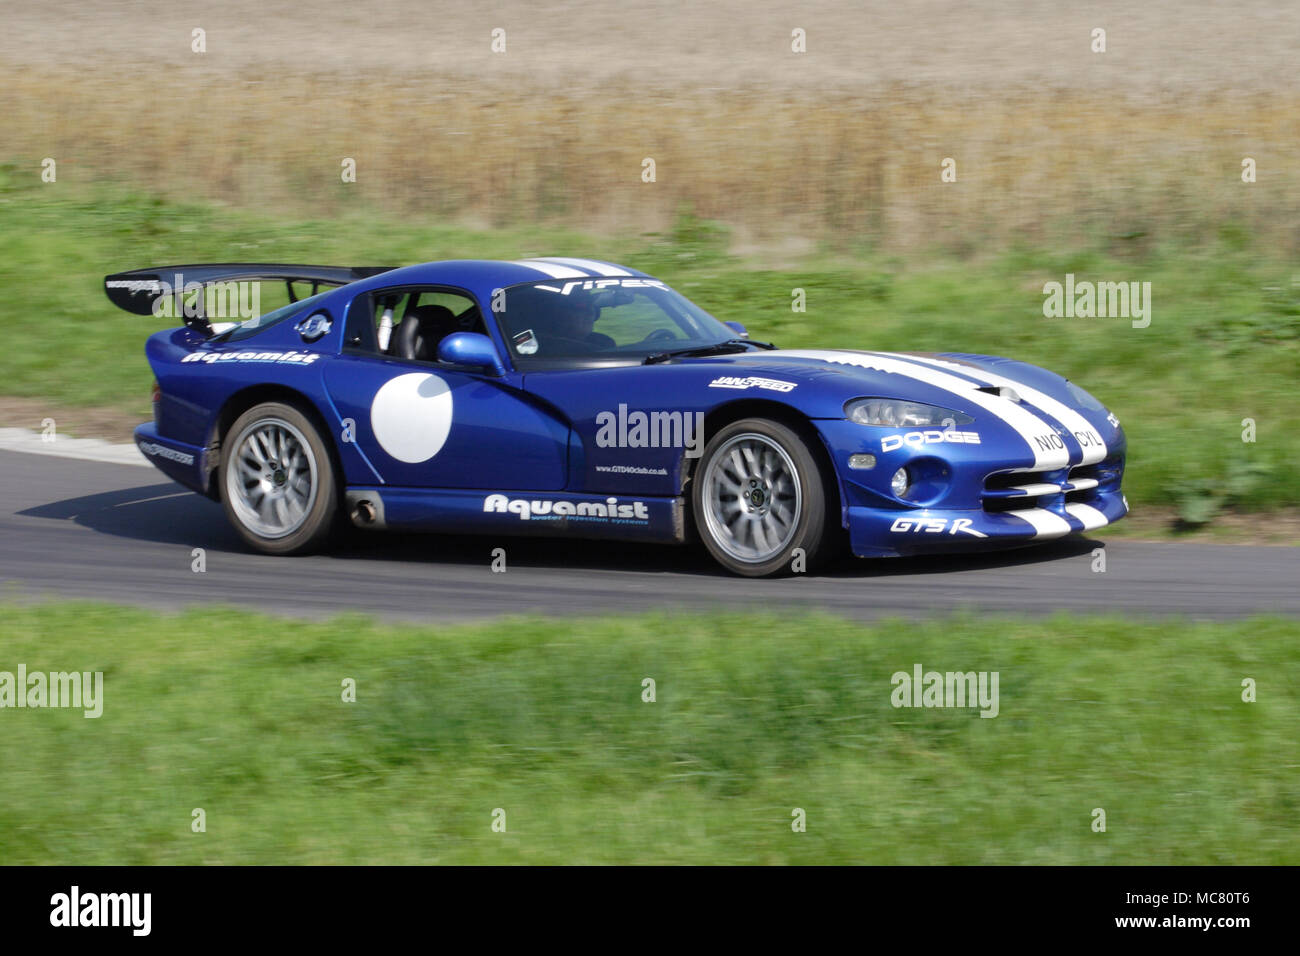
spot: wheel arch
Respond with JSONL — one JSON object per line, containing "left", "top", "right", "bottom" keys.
{"left": 205, "top": 385, "right": 341, "bottom": 502}
{"left": 683, "top": 398, "right": 847, "bottom": 529}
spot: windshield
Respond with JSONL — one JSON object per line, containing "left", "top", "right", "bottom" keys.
{"left": 494, "top": 278, "right": 735, "bottom": 365}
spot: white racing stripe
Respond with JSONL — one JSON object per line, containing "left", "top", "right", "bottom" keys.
{"left": 533, "top": 257, "right": 631, "bottom": 277}
{"left": 510, "top": 260, "right": 590, "bottom": 279}
{"left": 1006, "top": 507, "right": 1073, "bottom": 538}
{"left": 1004, "top": 478, "right": 1097, "bottom": 495}
{"left": 1064, "top": 502, "right": 1109, "bottom": 531}
{"left": 1006, "top": 482, "right": 1064, "bottom": 497}
{"left": 884, "top": 352, "right": 1109, "bottom": 466}
{"left": 775, "top": 350, "right": 1071, "bottom": 470}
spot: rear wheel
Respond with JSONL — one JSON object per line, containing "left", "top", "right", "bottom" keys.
{"left": 692, "top": 418, "right": 834, "bottom": 577}
{"left": 220, "top": 401, "right": 337, "bottom": 555}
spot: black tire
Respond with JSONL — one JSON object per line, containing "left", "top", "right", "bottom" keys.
{"left": 219, "top": 401, "right": 338, "bottom": 555}
{"left": 691, "top": 417, "right": 835, "bottom": 577}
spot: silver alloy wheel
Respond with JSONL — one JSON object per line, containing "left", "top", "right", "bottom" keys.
{"left": 225, "top": 417, "right": 319, "bottom": 539}
{"left": 701, "top": 432, "right": 802, "bottom": 563}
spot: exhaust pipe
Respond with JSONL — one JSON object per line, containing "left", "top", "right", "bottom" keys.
{"left": 351, "top": 499, "right": 377, "bottom": 525}
{"left": 344, "top": 491, "right": 385, "bottom": 528}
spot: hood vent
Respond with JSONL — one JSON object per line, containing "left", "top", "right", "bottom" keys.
{"left": 976, "top": 384, "right": 1021, "bottom": 403}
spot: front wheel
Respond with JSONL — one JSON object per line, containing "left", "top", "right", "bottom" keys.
{"left": 220, "top": 401, "right": 338, "bottom": 555}
{"left": 692, "top": 418, "right": 835, "bottom": 577}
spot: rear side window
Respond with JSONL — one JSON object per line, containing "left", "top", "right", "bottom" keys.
{"left": 223, "top": 289, "right": 333, "bottom": 342}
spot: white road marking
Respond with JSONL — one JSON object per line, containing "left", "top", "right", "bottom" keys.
{"left": 0, "top": 428, "right": 149, "bottom": 467}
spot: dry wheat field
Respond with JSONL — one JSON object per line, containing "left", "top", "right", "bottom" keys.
{"left": 4, "top": 1, "right": 1300, "bottom": 250}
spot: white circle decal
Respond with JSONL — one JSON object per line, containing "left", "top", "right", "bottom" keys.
{"left": 370, "top": 372, "right": 453, "bottom": 463}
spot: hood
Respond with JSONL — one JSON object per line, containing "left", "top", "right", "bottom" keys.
{"left": 688, "top": 347, "right": 1118, "bottom": 471}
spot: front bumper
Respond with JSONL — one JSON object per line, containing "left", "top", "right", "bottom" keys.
{"left": 845, "top": 492, "right": 1129, "bottom": 557}
{"left": 813, "top": 418, "right": 1128, "bottom": 558}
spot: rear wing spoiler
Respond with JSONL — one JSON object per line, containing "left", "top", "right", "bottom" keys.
{"left": 104, "top": 263, "right": 398, "bottom": 336}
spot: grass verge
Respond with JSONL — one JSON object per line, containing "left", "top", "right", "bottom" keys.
{"left": 0, "top": 602, "right": 1296, "bottom": 864}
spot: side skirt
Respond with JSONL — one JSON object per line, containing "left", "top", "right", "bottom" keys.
{"left": 344, "top": 487, "right": 686, "bottom": 544}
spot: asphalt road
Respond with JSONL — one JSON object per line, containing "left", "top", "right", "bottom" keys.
{"left": 2, "top": 449, "right": 1297, "bottom": 623}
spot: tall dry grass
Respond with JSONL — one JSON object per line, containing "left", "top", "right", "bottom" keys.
{"left": 5, "top": 68, "right": 1299, "bottom": 253}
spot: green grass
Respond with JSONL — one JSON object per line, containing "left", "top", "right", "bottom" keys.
{"left": 1, "top": 184, "right": 1297, "bottom": 518}
{"left": 0, "top": 602, "right": 1296, "bottom": 864}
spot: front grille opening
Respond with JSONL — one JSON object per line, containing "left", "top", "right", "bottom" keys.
{"left": 1068, "top": 464, "right": 1099, "bottom": 484}
{"left": 985, "top": 471, "right": 1045, "bottom": 491}
{"left": 984, "top": 495, "right": 1041, "bottom": 513}
{"left": 983, "top": 468, "right": 1068, "bottom": 513}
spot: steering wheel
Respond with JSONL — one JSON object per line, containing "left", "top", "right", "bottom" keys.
{"left": 641, "top": 328, "right": 676, "bottom": 343}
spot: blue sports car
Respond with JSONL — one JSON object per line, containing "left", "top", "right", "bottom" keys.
{"left": 106, "top": 257, "right": 1127, "bottom": 576}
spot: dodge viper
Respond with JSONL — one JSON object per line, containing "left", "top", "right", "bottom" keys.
{"left": 106, "top": 257, "right": 1127, "bottom": 576}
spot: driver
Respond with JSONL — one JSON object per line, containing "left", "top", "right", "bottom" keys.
{"left": 552, "top": 295, "right": 599, "bottom": 343}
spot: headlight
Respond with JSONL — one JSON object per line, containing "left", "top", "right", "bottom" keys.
{"left": 845, "top": 398, "right": 974, "bottom": 427}
{"left": 890, "top": 467, "right": 910, "bottom": 497}
{"left": 1064, "top": 381, "right": 1106, "bottom": 412}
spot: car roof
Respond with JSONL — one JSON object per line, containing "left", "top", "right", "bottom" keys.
{"left": 342, "top": 257, "right": 654, "bottom": 304}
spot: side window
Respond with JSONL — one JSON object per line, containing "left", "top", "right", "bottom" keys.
{"left": 343, "top": 286, "right": 485, "bottom": 360}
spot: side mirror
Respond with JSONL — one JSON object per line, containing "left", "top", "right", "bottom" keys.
{"left": 724, "top": 321, "right": 749, "bottom": 339}
{"left": 437, "top": 332, "right": 506, "bottom": 375}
